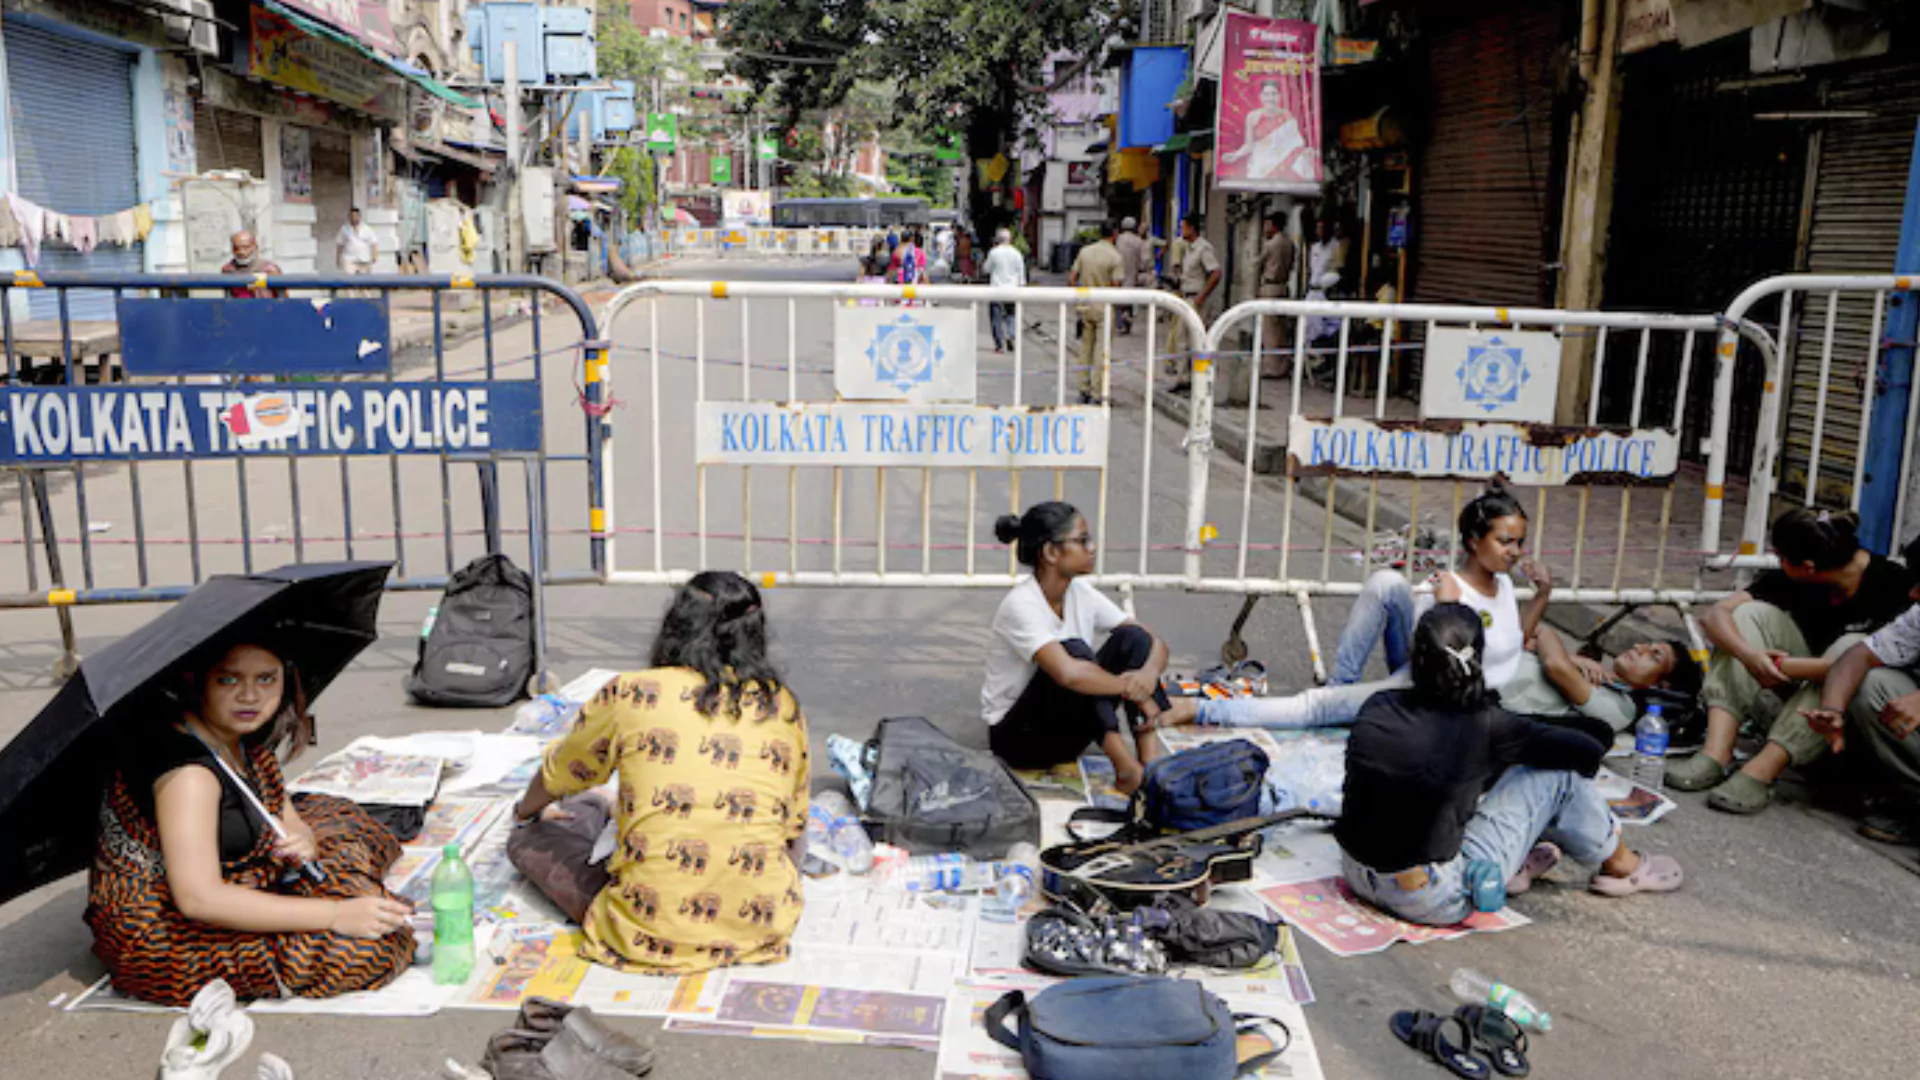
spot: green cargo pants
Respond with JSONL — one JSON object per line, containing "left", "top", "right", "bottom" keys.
{"left": 1847, "top": 667, "right": 1920, "bottom": 799}
{"left": 1702, "top": 600, "right": 1863, "bottom": 766}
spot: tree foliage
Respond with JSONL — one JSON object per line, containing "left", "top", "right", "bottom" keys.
{"left": 596, "top": 8, "right": 703, "bottom": 87}
{"left": 720, "top": 0, "right": 1126, "bottom": 166}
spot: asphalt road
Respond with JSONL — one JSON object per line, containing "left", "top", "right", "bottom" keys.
{"left": 0, "top": 257, "right": 1913, "bottom": 1080}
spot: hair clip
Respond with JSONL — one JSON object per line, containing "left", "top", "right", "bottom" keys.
{"left": 1817, "top": 510, "right": 1831, "bottom": 524}
{"left": 1444, "top": 643, "right": 1477, "bottom": 675}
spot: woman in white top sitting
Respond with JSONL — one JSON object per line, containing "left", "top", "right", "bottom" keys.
{"left": 981, "top": 502, "right": 1198, "bottom": 793}
{"left": 1188, "top": 484, "right": 1554, "bottom": 729}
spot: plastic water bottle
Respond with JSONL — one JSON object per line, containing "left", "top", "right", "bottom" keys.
{"left": 1450, "top": 969, "right": 1552, "bottom": 1032}
{"left": 1463, "top": 859, "right": 1507, "bottom": 913}
{"left": 808, "top": 791, "right": 875, "bottom": 874}
{"left": 902, "top": 852, "right": 996, "bottom": 893}
{"left": 983, "top": 843, "right": 1038, "bottom": 921}
{"left": 1632, "top": 704, "right": 1669, "bottom": 792}
{"left": 513, "top": 693, "right": 576, "bottom": 735}
{"left": 430, "top": 844, "right": 475, "bottom": 985}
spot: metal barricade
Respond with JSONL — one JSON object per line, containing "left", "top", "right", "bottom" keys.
{"left": 594, "top": 280, "right": 1208, "bottom": 591}
{"left": 0, "top": 271, "right": 604, "bottom": 680}
{"left": 1708, "top": 274, "right": 1914, "bottom": 570}
{"left": 1198, "top": 298, "right": 1774, "bottom": 678}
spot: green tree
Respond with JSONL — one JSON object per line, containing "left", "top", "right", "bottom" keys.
{"left": 597, "top": 7, "right": 703, "bottom": 87}
{"left": 719, "top": 0, "right": 1127, "bottom": 231}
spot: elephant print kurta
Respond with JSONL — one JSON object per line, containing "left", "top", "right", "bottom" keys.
{"left": 540, "top": 667, "right": 810, "bottom": 972}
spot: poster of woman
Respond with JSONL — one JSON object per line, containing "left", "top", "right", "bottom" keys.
{"left": 1215, "top": 14, "right": 1323, "bottom": 195}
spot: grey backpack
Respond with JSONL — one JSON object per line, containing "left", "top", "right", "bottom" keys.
{"left": 405, "top": 553, "right": 535, "bottom": 707}
{"left": 863, "top": 716, "right": 1039, "bottom": 858}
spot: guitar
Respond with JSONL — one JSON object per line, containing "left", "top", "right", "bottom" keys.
{"left": 1038, "top": 809, "right": 1331, "bottom": 910}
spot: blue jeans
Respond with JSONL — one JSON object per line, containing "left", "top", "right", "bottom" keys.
{"left": 1197, "top": 569, "right": 1417, "bottom": 730}
{"left": 1342, "top": 767, "right": 1621, "bottom": 926}
{"left": 990, "top": 302, "right": 1017, "bottom": 350}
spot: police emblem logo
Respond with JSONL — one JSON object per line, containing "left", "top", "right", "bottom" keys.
{"left": 865, "top": 314, "right": 945, "bottom": 393}
{"left": 1455, "top": 336, "right": 1529, "bottom": 413}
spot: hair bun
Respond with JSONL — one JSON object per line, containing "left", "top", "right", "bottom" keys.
{"left": 993, "top": 514, "right": 1022, "bottom": 545}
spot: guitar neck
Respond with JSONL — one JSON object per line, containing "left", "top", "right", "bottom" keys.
{"left": 1132, "top": 808, "right": 1319, "bottom": 851}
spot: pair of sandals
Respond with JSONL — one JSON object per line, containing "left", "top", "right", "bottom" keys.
{"left": 1391, "top": 1005, "right": 1531, "bottom": 1078}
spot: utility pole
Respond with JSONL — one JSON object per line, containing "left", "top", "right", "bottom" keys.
{"left": 504, "top": 41, "right": 522, "bottom": 274}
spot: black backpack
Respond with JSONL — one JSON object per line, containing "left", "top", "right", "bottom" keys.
{"left": 405, "top": 553, "right": 535, "bottom": 707}
{"left": 863, "top": 716, "right": 1040, "bottom": 858}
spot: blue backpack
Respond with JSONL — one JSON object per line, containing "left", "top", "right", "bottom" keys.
{"left": 1071, "top": 739, "right": 1270, "bottom": 838}
{"left": 985, "top": 977, "right": 1288, "bottom": 1080}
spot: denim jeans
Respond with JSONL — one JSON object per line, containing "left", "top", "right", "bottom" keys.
{"left": 1341, "top": 766, "right": 1621, "bottom": 926}
{"left": 1196, "top": 568, "right": 1417, "bottom": 730}
{"left": 989, "top": 302, "right": 1017, "bottom": 350}
{"left": 1334, "top": 569, "right": 1417, "bottom": 685}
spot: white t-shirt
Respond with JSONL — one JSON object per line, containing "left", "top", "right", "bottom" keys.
{"left": 336, "top": 223, "right": 376, "bottom": 265}
{"left": 982, "top": 577, "right": 1130, "bottom": 725}
{"left": 1866, "top": 603, "right": 1920, "bottom": 668}
{"left": 1414, "top": 571, "right": 1523, "bottom": 689}
{"left": 984, "top": 245, "right": 1026, "bottom": 289}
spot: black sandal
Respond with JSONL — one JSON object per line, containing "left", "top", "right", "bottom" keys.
{"left": 1390, "top": 1010, "right": 1491, "bottom": 1078}
{"left": 1455, "top": 1004, "right": 1530, "bottom": 1077}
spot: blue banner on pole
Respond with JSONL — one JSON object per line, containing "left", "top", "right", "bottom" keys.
{"left": 117, "top": 297, "right": 393, "bottom": 376}
{"left": 0, "top": 382, "right": 541, "bottom": 463}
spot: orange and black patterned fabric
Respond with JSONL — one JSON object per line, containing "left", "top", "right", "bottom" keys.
{"left": 84, "top": 740, "right": 413, "bottom": 1007}
{"left": 540, "top": 667, "right": 810, "bottom": 973}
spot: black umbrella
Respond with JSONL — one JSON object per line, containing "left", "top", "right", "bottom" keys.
{"left": 0, "top": 560, "right": 393, "bottom": 905}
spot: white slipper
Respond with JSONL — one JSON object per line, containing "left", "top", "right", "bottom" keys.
{"left": 186, "top": 979, "right": 239, "bottom": 1034}
{"left": 257, "top": 1052, "right": 296, "bottom": 1080}
{"left": 160, "top": 1012, "right": 255, "bottom": 1080}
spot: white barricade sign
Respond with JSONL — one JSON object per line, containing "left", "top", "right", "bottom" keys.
{"left": 1288, "top": 415, "right": 1679, "bottom": 486}
{"left": 1421, "top": 328, "right": 1562, "bottom": 422}
{"left": 698, "top": 402, "right": 1107, "bottom": 469}
{"left": 833, "top": 307, "right": 978, "bottom": 402}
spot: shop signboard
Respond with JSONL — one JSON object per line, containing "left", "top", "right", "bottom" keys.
{"left": 275, "top": 0, "right": 398, "bottom": 54}
{"left": 1214, "top": 12, "right": 1322, "bottom": 196}
{"left": 248, "top": 6, "right": 401, "bottom": 122}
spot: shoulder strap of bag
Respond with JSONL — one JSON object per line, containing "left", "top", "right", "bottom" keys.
{"left": 984, "top": 990, "right": 1028, "bottom": 1052}
{"left": 1232, "top": 1013, "right": 1293, "bottom": 1076}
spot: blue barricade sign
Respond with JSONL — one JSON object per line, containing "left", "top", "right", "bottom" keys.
{"left": 0, "top": 383, "right": 541, "bottom": 463}
{"left": 117, "top": 297, "right": 393, "bottom": 376}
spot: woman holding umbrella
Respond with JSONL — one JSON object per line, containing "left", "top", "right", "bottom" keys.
{"left": 86, "top": 638, "right": 414, "bottom": 1006}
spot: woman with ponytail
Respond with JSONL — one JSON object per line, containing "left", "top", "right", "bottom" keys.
{"left": 1337, "top": 605, "right": 1682, "bottom": 926}
{"left": 1672, "top": 508, "right": 1913, "bottom": 813}
{"left": 1187, "top": 481, "right": 1551, "bottom": 730}
{"left": 981, "top": 502, "right": 1196, "bottom": 793}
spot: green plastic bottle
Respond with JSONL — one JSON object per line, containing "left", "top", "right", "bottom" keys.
{"left": 430, "top": 843, "right": 474, "bottom": 985}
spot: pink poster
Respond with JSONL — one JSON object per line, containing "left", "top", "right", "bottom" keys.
{"left": 1214, "top": 13, "right": 1323, "bottom": 195}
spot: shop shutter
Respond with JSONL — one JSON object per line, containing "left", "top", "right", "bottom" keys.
{"left": 193, "top": 103, "right": 266, "bottom": 179}
{"left": 1777, "top": 64, "right": 1920, "bottom": 509}
{"left": 310, "top": 129, "right": 355, "bottom": 272}
{"left": 4, "top": 21, "right": 143, "bottom": 321}
{"left": 1410, "top": 6, "right": 1563, "bottom": 307}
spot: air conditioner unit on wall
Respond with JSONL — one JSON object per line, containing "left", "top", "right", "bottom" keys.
{"left": 166, "top": 0, "right": 218, "bottom": 55}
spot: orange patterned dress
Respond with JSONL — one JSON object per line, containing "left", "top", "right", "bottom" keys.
{"left": 541, "top": 668, "right": 810, "bottom": 971}
{"left": 85, "top": 739, "right": 414, "bottom": 1006}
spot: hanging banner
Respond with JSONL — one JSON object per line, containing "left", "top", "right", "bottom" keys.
{"left": 1288, "top": 417, "right": 1680, "bottom": 487}
{"left": 248, "top": 7, "right": 401, "bottom": 121}
{"left": 274, "top": 0, "right": 398, "bottom": 53}
{"left": 1214, "top": 13, "right": 1322, "bottom": 196}
{"left": 646, "top": 112, "right": 678, "bottom": 151}
{"left": 711, "top": 155, "right": 733, "bottom": 187}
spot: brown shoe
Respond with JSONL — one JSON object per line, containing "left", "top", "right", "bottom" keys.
{"left": 515, "top": 996, "right": 575, "bottom": 1038}
{"left": 560, "top": 1009, "right": 656, "bottom": 1076}
{"left": 483, "top": 1031, "right": 557, "bottom": 1080}
{"left": 540, "top": 1021, "right": 651, "bottom": 1080}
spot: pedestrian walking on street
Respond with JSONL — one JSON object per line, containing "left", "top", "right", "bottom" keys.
{"left": 335, "top": 208, "right": 378, "bottom": 275}
{"left": 1167, "top": 215, "right": 1220, "bottom": 379}
{"left": 1067, "top": 219, "right": 1125, "bottom": 403}
{"left": 983, "top": 228, "right": 1026, "bottom": 353}
{"left": 1115, "top": 216, "right": 1143, "bottom": 335}
{"left": 1258, "top": 214, "right": 1296, "bottom": 376}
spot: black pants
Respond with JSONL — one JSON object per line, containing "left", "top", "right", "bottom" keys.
{"left": 990, "top": 624, "right": 1171, "bottom": 769}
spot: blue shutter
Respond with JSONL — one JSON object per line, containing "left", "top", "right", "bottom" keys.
{"left": 5, "top": 21, "right": 143, "bottom": 320}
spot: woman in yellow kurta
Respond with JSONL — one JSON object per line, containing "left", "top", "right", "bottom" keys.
{"left": 513, "top": 571, "right": 809, "bottom": 972}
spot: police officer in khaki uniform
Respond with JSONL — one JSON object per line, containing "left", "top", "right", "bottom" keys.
{"left": 1167, "top": 215, "right": 1221, "bottom": 374}
{"left": 1068, "top": 219, "right": 1126, "bottom": 402}
{"left": 1258, "top": 215, "right": 1297, "bottom": 376}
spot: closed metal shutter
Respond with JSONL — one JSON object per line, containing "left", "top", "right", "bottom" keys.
{"left": 1411, "top": 6, "right": 1563, "bottom": 307}
{"left": 1603, "top": 37, "right": 1807, "bottom": 473}
{"left": 4, "top": 21, "right": 142, "bottom": 320}
{"left": 310, "top": 128, "right": 354, "bottom": 272}
{"left": 1777, "top": 64, "right": 1920, "bottom": 509}
{"left": 193, "top": 102, "right": 266, "bottom": 178}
